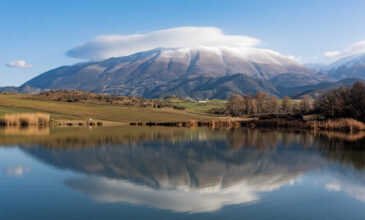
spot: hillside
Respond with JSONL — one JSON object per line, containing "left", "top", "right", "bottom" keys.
{"left": 148, "top": 73, "right": 279, "bottom": 99}
{"left": 0, "top": 93, "right": 225, "bottom": 124}
{"left": 281, "top": 78, "right": 365, "bottom": 98}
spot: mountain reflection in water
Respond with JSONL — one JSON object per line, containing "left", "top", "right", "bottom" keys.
{"left": 2, "top": 126, "right": 365, "bottom": 214}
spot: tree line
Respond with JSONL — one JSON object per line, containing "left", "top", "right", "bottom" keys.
{"left": 217, "top": 82, "right": 365, "bottom": 122}
{"left": 314, "top": 81, "right": 365, "bottom": 122}
{"left": 224, "top": 93, "right": 311, "bottom": 116}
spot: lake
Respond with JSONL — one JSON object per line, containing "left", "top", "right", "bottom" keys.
{"left": 1, "top": 126, "right": 365, "bottom": 219}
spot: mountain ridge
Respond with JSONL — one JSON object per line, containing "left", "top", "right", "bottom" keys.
{"left": 305, "top": 53, "right": 365, "bottom": 80}
{"left": 3, "top": 74, "right": 363, "bottom": 100}
{"left": 21, "top": 46, "right": 322, "bottom": 97}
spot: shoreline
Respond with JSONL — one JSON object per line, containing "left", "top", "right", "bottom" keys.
{"left": 1, "top": 112, "right": 363, "bottom": 134}
{"left": 130, "top": 117, "right": 365, "bottom": 133}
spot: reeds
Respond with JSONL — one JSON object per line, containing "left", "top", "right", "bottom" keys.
{"left": 133, "top": 117, "right": 365, "bottom": 133}
{"left": 254, "top": 118, "right": 365, "bottom": 132}
{"left": 310, "top": 118, "right": 365, "bottom": 132}
{"left": 142, "top": 120, "right": 241, "bottom": 129}
{"left": 0, "top": 113, "right": 50, "bottom": 126}
{"left": 208, "top": 120, "right": 241, "bottom": 129}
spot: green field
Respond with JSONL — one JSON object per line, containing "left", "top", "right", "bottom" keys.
{"left": 0, "top": 93, "right": 226, "bottom": 124}
{"left": 159, "top": 98, "right": 227, "bottom": 114}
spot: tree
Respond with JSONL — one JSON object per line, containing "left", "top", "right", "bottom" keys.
{"left": 314, "top": 87, "right": 346, "bottom": 117}
{"left": 300, "top": 95, "right": 312, "bottom": 113}
{"left": 268, "top": 96, "right": 279, "bottom": 113}
{"left": 282, "top": 96, "right": 292, "bottom": 113}
{"left": 256, "top": 92, "right": 269, "bottom": 113}
{"left": 314, "top": 81, "right": 365, "bottom": 122}
{"left": 243, "top": 95, "right": 255, "bottom": 114}
{"left": 350, "top": 82, "right": 365, "bottom": 121}
{"left": 228, "top": 95, "right": 245, "bottom": 116}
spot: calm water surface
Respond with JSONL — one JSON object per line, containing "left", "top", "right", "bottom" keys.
{"left": 1, "top": 126, "right": 365, "bottom": 219}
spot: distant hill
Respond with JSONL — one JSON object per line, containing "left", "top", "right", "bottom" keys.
{"left": 280, "top": 78, "right": 365, "bottom": 98}
{"left": 0, "top": 85, "right": 41, "bottom": 94}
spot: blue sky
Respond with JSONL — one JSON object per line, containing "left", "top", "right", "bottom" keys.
{"left": 1, "top": 0, "right": 365, "bottom": 86}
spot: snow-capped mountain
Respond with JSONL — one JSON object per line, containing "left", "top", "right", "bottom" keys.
{"left": 303, "top": 63, "right": 325, "bottom": 71}
{"left": 22, "top": 46, "right": 321, "bottom": 97}
{"left": 319, "top": 53, "right": 365, "bottom": 80}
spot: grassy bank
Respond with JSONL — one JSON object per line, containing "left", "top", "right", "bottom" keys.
{"left": 0, "top": 93, "right": 225, "bottom": 124}
{"left": 1, "top": 93, "right": 362, "bottom": 133}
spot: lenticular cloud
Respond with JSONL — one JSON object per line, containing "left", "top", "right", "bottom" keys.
{"left": 66, "top": 26, "right": 261, "bottom": 60}
{"left": 324, "top": 40, "right": 365, "bottom": 60}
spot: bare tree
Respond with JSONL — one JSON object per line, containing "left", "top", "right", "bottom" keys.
{"left": 268, "top": 96, "right": 279, "bottom": 113}
{"left": 228, "top": 95, "right": 245, "bottom": 116}
{"left": 314, "top": 87, "right": 345, "bottom": 117}
{"left": 300, "top": 95, "right": 312, "bottom": 113}
{"left": 242, "top": 95, "right": 253, "bottom": 114}
{"left": 282, "top": 96, "right": 292, "bottom": 113}
{"left": 350, "top": 82, "right": 365, "bottom": 121}
{"left": 256, "top": 92, "right": 270, "bottom": 113}
{"left": 314, "top": 81, "right": 365, "bottom": 122}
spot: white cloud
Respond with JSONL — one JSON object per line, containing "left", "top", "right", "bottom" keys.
{"left": 323, "top": 178, "right": 365, "bottom": 202}
{"left": 6, "top": 60, "right": 32, "bottom": 69}
{"left": 325, "top": 183, "right": 341, "bottom": 191}
{"left": 324, "top": 51, "right": 340, "bottom": 57}
{"left": 66, "top": 174, "right": 293, "bottom": 213}
{"left": 323, "top": 40, "right": 365, "bottom": 60}
{"left": 66, "top": 26, "right": 261, "bottom": 60}
{"left": 287, "top": 55, "right": 303, "bottom": 63}
{"left": 5, "top": 165, "right": 30, "bottom": 177}
{"left": 342, "top": 41, "right": 365, "bottom": 56}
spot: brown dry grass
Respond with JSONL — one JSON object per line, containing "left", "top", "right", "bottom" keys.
{"left": 0, "top": 113, "right": 50, "bottom": 126}
{"left": 310, "top": 118, "right": 365, "bottom": 132}
{"left": 185, "top": 120, "right": 197, "bottom": 127}
{"left": 253, "top": 118, "right": 365, "bottom": 132}
{"left": 209, "top": 120, "right": 241, "bottom": 129}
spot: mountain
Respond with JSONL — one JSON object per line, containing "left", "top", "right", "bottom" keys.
{"left": 278, "top": 78, "right": 365, "bottom": 98}
{"left": 147, "top": 73, "right": 279, "bottom": 99}
{"left": 22, "top": 46, "right": 321, "bottom": 98}
{"left": 303, "top": 63, "right": 324, "bottom": 71}
{"left": 319, "top": 53, "right": 365, "bottom": 80}
{"left": 0, "top": 85, "right": 41, "bottom": 94}
{"left": 149, "top": 75, "right": 363, "bottom": 99}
